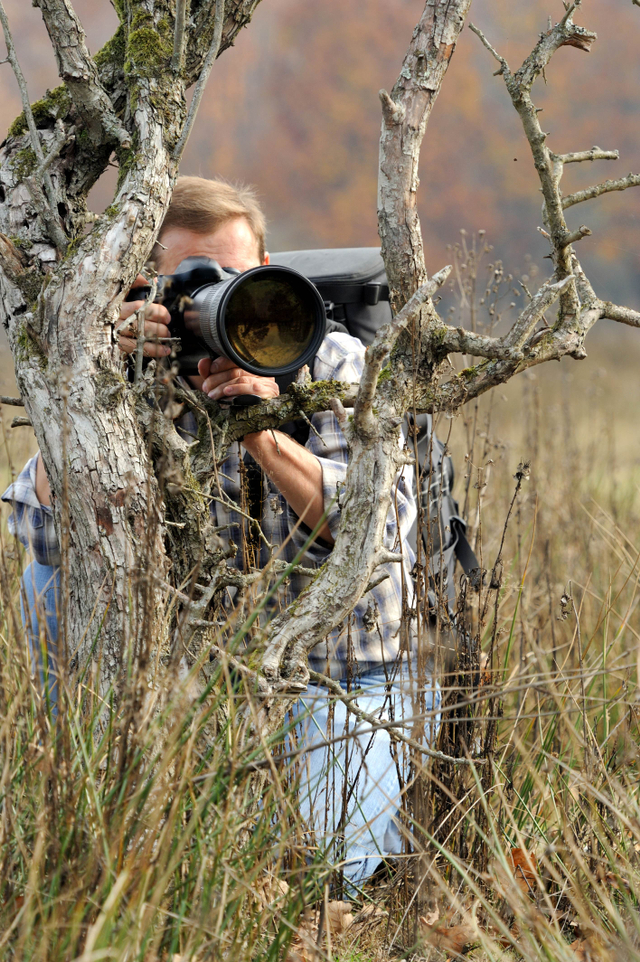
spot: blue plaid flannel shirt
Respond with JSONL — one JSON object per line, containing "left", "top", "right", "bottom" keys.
{"left": 2, "top": 453, "right": 61, "bottom": 566}
{"left": 2, "top": 333, "right": 417, "bottom": 678}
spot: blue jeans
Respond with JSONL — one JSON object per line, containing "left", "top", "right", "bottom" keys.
{"left": 21, "top": 561, "right": 61, "bottom": 716}
{"left": 290, "top": 662, "right": 441, "bottom": 885}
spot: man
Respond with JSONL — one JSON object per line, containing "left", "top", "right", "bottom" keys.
{"left": 3, "top": 176, "right": 437, "bottom": 883}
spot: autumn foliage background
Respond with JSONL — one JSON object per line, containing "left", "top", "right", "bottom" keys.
{"left": 0, "top": 0, "right": 638, "bottom": 300}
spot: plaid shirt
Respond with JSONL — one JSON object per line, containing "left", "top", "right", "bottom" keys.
{"left": 2, "top": 334, "right": 417, "bottom": 677}
{"left": 1, "top": 453, "right": 61, "bottom": 566}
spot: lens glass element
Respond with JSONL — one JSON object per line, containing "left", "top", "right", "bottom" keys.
{"left": 224, "top": 274, "right": 317, "bottom": 370}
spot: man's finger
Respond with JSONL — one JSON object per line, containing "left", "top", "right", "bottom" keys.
{"left": 202, "top": 369, "right": 251, "bottom": 393}
{"left": 118, "top": 299, "right": 170, "bottom": 326}
{"left": 220, "top": 381, "right": 279, "bottom": 399}
{"left": 207, "top": 377, "right": 280, "bottom": 401}
{"left": 118, "top": 335, "right": 171, "bottom": 357}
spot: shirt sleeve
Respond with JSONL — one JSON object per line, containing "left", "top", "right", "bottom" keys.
{"left": 285, "top": 333, "right": 416, "bottom": 562}
{"left": 1, "top": 454, "right": 61, "bottom": 566}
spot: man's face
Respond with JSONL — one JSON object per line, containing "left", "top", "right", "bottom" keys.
{"left": 158, "top": 217, "right": 267, "bottom": 275}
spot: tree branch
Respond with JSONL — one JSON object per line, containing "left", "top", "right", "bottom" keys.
{"left": 563, "top": 173, "right": 640, "bottom": 209}
{"left": 353, "top": 267, "right": 451, "bottom": 436}
{"left": 33, "top": 0, "right": 131, "bottom": 147}
{"left": 555, "top": 147, "right": 619, "bottom": 164}
{"left": 471, "top": 11, "right": 600, "bottom": 324}
{"left": 172, "top": 0, "right": 189, "bottom": 73}
{"left": 468, "top": 22, "right": 508, "bottom": 72}
{"left": 599, "top": 302, "right": 640, "bottom": 328}
{"left": 560, "top": 224, "right": 591, "bottom": 247}
{"left": 0, "top": 0, "right": 68, "bottom": 250}
{"left": 503, "top": 275, "right": 573, "bottom": 349}
{"left": 181, "top": 378, "right": 359, "bottom": 464}
{"left": 173, "top": 0, "right": 225, "bottom": 160}
{"left": 378, "top": 0, "right": 473, "bottom": 314}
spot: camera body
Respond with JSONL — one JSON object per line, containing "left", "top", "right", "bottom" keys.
{"left": 128, "top": 256, "right": 328, "bottom": 378}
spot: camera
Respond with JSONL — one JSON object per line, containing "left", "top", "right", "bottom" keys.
{"left": 126, "top": 256, "right": 328, "bottom": 379}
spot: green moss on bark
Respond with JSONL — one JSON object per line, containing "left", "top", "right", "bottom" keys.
{"left": 16, "top": 325, "right": 47, "bottom": 371}
{"left": 8, "top": 86, "right": 71, "bottom": 138}
{"left": 11, "top": 147, "right": 37, "bottom": 180}
{"left": 125, "top": 25, "right": 172, "bottom": 78}
{"left": 14, "top": 269, "right": 44, "bottom": 307}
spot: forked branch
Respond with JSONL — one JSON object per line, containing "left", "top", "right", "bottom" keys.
{"left": 0, "top": 0, "right": 67, "bottom": 249}
{"left": 34, "top": 0, "right": 131, "bottom": 147}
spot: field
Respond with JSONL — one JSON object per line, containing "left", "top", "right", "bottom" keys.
{"left": 0, "top": 293, "right": 639, "bottom": 962}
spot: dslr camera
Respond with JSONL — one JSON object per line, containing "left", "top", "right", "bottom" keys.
{"left": 127, "top": 257, "right": 328, "bottom": 381}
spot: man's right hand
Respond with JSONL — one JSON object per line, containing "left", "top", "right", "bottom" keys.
{"left": 118, "top": 275, "right": 172, "bottom": 358}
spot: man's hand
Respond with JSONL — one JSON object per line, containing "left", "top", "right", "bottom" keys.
{"left": 118, "top": 274, "right": 172, "bottom": 358}
{"left": 197, "top": 356, "right": 279, "bottom": 402}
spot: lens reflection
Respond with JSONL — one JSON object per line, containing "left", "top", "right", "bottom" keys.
{"left": 224, "top": 276, "right": 316, "bottom": 370}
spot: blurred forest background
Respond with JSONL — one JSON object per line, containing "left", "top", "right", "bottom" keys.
{"left": 0, "top": 0, "right": 638, "bottom": 296}
{"left": 0, "top": 0, "right": 639, "bottom": 574}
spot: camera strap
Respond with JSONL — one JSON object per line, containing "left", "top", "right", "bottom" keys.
{"left": 242, "top": 451, "right": 265, "bottom": 565}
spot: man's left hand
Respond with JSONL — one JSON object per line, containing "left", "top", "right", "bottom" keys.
{"left": 198, "top": 356, "right": 279, "bottom": 402}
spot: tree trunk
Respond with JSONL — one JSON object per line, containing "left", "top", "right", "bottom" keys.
{"left": 0, "top": 0, "right": 265, "bottom": 710}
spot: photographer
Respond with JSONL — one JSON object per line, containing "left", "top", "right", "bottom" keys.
{"left": 3, "top": 176, "right": 435, "bottom": 883}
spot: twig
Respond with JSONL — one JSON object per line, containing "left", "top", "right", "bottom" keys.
{"left": 468, "top": 22, "right": 508, "bottom": 72}
{"left": 134, "top": 276, "right": 158, "bottom": 383}
{"left": 307, "top": 669, "right": 484, "bottom": 765}
{"left": 363, "top": 572, "right": 390, "bottom": 594}
{"left": 172, "top": 0, "right": 189, "bottom": 73}
{"left": 0, "top": 0, "right": 67, "bottom": 250}
{"left": 560, "top": 225, "right": 591, "bottom": 247}
{"left": 35, "top": 119, "right": 75, "bottom": 175}
{"left": 555, "top": 146, "right": 619, "bottom": 164}
{"left": 562, "top": 173, "right": 640, "bottom": 210}
{"left": 560, "top": 1, "right": 579, "bottom": 27}
{"left": 10, "top": 416, "right": 31, "bottom": 428}
{"left": 297, "top": 408, "right": 327, "bottom": 448}
{"left": 173, "top": 0, "right": 225, "bottom": 160}
{"left": 0, "top": 395, "right": 24, "bottom": 406}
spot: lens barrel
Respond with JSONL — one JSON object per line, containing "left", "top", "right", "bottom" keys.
{"left": 183, "top": 265, "right": 327, "bottom": 376}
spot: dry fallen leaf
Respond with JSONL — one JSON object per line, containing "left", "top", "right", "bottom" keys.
{"left": 421, "top": 907, "right": 440, "bottom": 927}
{"left": 324, "top": 900, "right": 354, "bottom": 935}
{"left": 253, "top": 875, "right": 290, "bottom": 911}
{"left": 508, "top": 847, "right": 538, "bottom": 896}
{"left": 419, "top": 915, "right": 478, "bottom": 955}
{"left": 287, "top": 899, "right": 356, "bottom": 961}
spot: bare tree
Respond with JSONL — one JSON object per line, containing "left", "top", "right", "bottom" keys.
{"left": 0, "top": 0, "right": 638, "bottom": 749}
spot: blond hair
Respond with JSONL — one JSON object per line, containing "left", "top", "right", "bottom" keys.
{"left": 153, "top": 176, "right": 266, "bottom": 263}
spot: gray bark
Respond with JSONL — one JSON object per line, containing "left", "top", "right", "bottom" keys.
{"left": 0, "top": 0, "right": 265, "bottom": 710}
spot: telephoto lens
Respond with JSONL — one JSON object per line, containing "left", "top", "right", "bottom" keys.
{"left": 125, "top": 257, "right": 328, "bottom": 379}
{"left": 175, "top": 258, "right": 327, "bottom": 377}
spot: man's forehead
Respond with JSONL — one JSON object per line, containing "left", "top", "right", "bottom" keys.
{"left": 159, "top": 219, "right": 262, "bottom": 272}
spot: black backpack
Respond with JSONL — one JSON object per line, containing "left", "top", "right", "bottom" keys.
{"left": 270, "top": 248, "right": 480, "bottom": 612}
